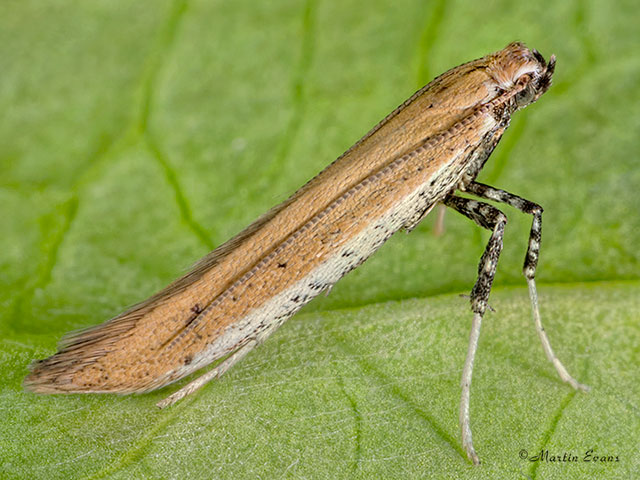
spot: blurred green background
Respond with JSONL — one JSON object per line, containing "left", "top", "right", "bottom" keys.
{"left": 1, "top": 0, "right": 638, "bottom": 478}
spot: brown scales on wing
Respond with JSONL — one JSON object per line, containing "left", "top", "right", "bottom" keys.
{"left": 24, "top": 42, "right": 551, "bottom": 394}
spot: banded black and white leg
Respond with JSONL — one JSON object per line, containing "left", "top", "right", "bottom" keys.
{"left": 445, "top": 183, "right": 589, "bottom": 465}
{"left": 443, "top": 194, "right": 507, "bottom": 465}
{"left": 465, "top": 181, "right": 588, "bottom": 393}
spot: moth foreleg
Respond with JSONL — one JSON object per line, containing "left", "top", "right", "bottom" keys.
{"left": 465, "top": 182, "right": 589, "bottom": 392}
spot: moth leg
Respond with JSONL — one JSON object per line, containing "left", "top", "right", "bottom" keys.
{"left": 157, "top": 339, "right": 258, "bottom": 409}
{"left": 403, "top": 203, "right": 436, "bottom": 233}
{"left": 403, "top": 202, "right": 447, "bottom": 235}
{"left": 443, "top": 194, "right": 508, "bottom": 465}
{"left": 433, "top": 204, "right": 447, "bottom": 236}
{"left": 465, "top": 182, "right": 589, "bottom": 392}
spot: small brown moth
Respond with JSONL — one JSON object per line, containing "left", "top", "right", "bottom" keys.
{"left": 25, "top": 42, "right": 588, "bottom": 464}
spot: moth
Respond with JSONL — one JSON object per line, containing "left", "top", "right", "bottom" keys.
{"left": 25, "top": 42, "right": 588, "bottom": 464}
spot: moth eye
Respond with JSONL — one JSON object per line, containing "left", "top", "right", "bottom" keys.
{"left": 515, "top": 85, "right": 535, "bottom": 107}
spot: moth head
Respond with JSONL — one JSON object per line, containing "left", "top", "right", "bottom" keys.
{"left": 488, "top": 42, "right": 556, "bottom": 109}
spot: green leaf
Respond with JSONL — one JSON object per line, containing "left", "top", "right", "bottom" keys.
{"left": 1, "top": 0, "right": 638, "bottom": 478}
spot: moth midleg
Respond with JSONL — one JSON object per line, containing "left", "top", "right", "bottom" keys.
{"left": 465, "top": 182, "right": 589, "bottom": 392}
{"left": 443, "top": 194, "right": 508, "bottom": 465}
{"left": 157, "top": 339, "right": 258, "bottom": 409}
